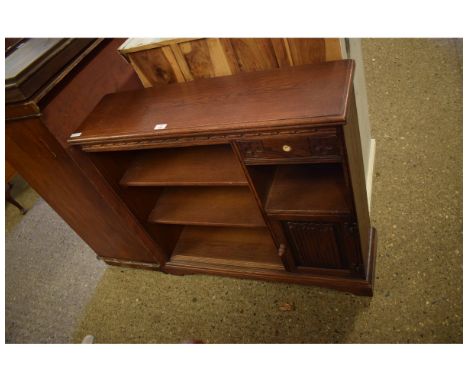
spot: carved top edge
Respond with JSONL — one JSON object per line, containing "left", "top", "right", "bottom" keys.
{"left": 81, "top": 125, "right": 341, "bottom": 152}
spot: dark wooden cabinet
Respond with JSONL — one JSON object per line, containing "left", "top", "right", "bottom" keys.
{"left": 68, "top": 59, "right": 377, "bottom": 296}
{"left": 5, "top": 39, "right": 161, "bottom": 265}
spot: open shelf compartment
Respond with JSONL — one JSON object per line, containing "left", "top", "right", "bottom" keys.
{"left": 170, "top": 226, "right": 283, "bottom": 270}
{"left": 120, "top": 144, "right": 248, "bottom": 186}
{"left": 250, "top": 163, "right": 351, "bottom": 218}
{"left": 148, "top": 186, "right": 265, "bottom": 228}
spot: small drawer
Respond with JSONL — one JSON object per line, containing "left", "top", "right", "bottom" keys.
{"left": 236, "top": 130, "right": 341, "bottom": 165}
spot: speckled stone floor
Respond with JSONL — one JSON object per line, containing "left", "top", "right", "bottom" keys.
{"left": 5, "top": 39, "right": 462, "bottom": 343}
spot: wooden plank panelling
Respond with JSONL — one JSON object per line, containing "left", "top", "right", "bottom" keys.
{"left": 128, "top": 47, "right": 182, "bottom": 87}
{"left": 325, "top": 39, "right": 343, "bottom": 61}
{"left": 271, "top": 38, "right": 292, "bottom": 67}
{"left": 286, "top": 38, "right": 327, "bottom": 65}
{"left": 177, "top": 39, "right": 213, "bottom": 79}
{"left": 121, "top": 38, "right": 344, "bottom": 87}
{"left": 229, "top": 38, "right": 279, "bottom": 72}
{"left": 206, "top": 39, "right": 235, "bottom": 77}
{"left": 169, "top": 43, "right": 195, "bottom": 81}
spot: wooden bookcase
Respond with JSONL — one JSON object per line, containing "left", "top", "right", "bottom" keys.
{"left": 68, "top": 60, "right": 377, "bottom": 296}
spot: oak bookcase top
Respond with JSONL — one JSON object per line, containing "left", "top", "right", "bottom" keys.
{"left": 68, "top": 60, "right": 354, "bottom": 148}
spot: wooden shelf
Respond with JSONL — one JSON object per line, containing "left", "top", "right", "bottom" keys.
{"left": 170, "top": 226, "right": 282, "bottom": 269}
{"left": 148, "top": 187, "right": 265, "bottom": 227}
{"left": 120, "top": 145, "right": 248, "bottom": 186}
{"left": 265, "top": 164, "right": 350, "bottom": 217}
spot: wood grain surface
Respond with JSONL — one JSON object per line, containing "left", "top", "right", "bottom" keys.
{"left": 119, "top": 38, "right": 344, "bottom": 88}
{"left": 148, "top": 187, "right": 266, "bottom": 227}
{"left": 171, "top": 226, "right": 282, "bottom": 268}
{"left": 120, "top": 145, "right": 247, "bottom": 186}
{"left": 68, "top": 60, "right": 354, "bottom": 147}
{"left": 265, "top": 164, "right": 350, "bottom": 217}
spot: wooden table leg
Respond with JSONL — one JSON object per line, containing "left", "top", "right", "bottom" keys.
{"left": 6, "top": 182, "right": 28, "bottom": 215}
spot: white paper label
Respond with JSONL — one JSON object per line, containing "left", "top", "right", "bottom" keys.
{"left": 70, "top": 132, "right": 82, "bottom": 138}
{"left": 154, "top": 123, "right": 167, "bottom": 130}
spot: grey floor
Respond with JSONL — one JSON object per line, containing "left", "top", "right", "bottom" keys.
{"left": 5, "top": 199, "right": 105, "bottom": 343}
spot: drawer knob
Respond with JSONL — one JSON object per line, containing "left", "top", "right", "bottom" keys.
{"left": 282, "top": 145, "right": 292, "bottom": 152}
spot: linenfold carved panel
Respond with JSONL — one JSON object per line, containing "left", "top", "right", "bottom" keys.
{"left": 284, "top": 221, "right": 348, "bottom": 269}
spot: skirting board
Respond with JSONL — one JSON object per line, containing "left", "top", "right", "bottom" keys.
{"left": 340, "top": 38, "right": 375, "bottom": 213}
{"left": 365, "top": 138, "right": 376, "bottom": 211}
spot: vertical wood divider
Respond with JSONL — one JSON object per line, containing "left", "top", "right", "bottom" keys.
{"left": 230, "top": 141, "right": 292, "bottom": 271}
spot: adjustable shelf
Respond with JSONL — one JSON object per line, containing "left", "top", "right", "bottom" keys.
{"left": 148, "top": 186, "right": 265, "bottom": 228}
{"left": 170, "top": 226, "right": 283, "bottom": 269}
{"left": 120, "top": 145, "right": 248, "bottom": 186}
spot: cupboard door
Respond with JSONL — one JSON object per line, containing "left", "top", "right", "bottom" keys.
{"left": 284, "top": 221, "right": 345, "bottom": 269}
{"left": 283, "top": 221, "right": 361, "bottom": 272}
